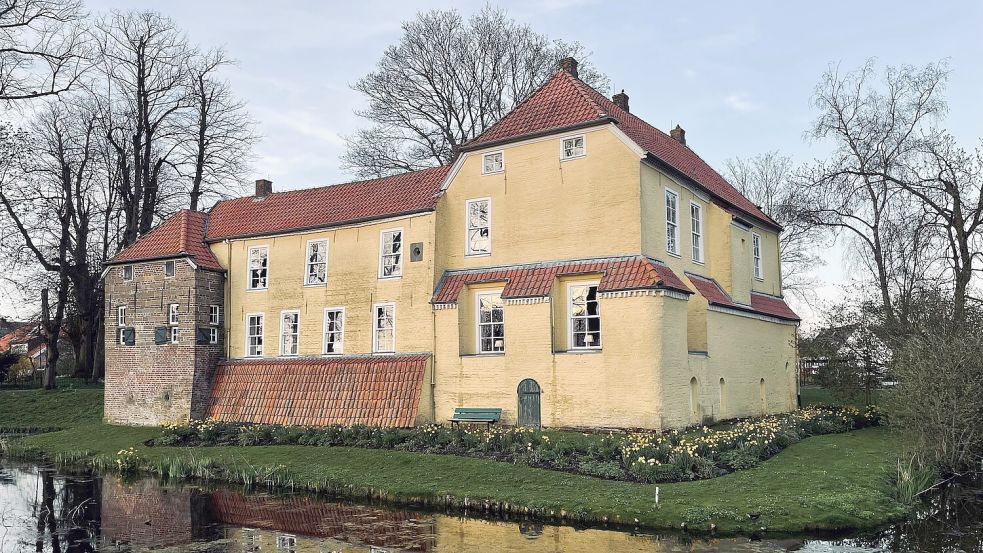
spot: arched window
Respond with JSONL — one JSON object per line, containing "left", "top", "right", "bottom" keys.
{"left": 719, "top": 378, "right": 727, "bottom": 418}
{"left": 759, "top": 378, "right": 767, "bottom": 413}
{"left": 689, "top": 377, "right": 699, "bottom": 420}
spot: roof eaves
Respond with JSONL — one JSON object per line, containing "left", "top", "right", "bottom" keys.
{"left": 204, "top": 206, "right": 437, "bottom": 243}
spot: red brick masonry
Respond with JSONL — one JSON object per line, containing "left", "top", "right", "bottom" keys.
{"left": 205, "top": 355, "right": 430, "bottom": 427}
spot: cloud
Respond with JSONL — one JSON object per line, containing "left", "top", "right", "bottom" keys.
{"left": 723, "top": 93, "right": 763, "bottom": 113}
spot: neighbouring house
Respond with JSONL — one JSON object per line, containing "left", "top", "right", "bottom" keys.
{"left": 102, "top": 58, "right": 799, "bottom": 430}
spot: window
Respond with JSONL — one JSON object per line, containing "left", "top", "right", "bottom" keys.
{"left": 279, "top": 311, "right": 300, "bottom": 356}
{"left": 168, "top": 303, "right": 179, "bottom": 325}
{"left": 373, "top": 303, "right": 395, "bottom": 353}
{"left": 276, "top": 534, "right": 296, "bottom": 552}
{"left": 208, "top": 327, "right": 218, "bottom": 344}
{"left": 169, "top": 327, "right": 179, "bottom": 344}
{"left": 569, "top": 283, "right": 601, "bottom": 349}
{"left": 560, "top": 135, "right": 585, "bottom": 159}
{"left": 305, "top": 239, "right": 328, "bottom": 286}
{"left": 209, "top": 305, "right": 220, "bottom": 325}
{"left": 246, "top": 314, "right": 264, "bottom": 357}
{"left": 117, "top": 305, "right": 126, "bottom": 326}
{"left": 482, "top": 151, "right": 503, "bottom": 174}
{"left": 752, "top": 233, "right": 763, "bottom": 279}
{"left": 118, "top": 328, "right": 127, "bottom": 345}
{"left": 465, "top": 198, "right": 491, "bottom": 256}
{"left": 379, "top": 229, "right": 402, "bottom": 278}
{"left": 247, "top": 246, "right": 268, "bottom": 290}
{"left": 665, "top": 189, "right": 679, "bottom": 255}
{"left": 476, "top": 292, "right": 505, "bottom": 353}
{"left": 164, "top": 260, "right": 176, "bottom": 278}
{"left": 122, "top": 265, "right": 133, "bottom": 281}
{"left": 690, "top": 202, "right": 704, "bottom": 263}
{"left": 322, "top": 308, "right": 344, "bottom": 354}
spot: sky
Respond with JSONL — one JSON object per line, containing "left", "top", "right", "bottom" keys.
{"left": 4, "top": 0, "right": 983, "bottom": 324}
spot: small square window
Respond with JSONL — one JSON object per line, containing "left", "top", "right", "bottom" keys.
{"left": 209, "top": 305, "right": 220, "bottom": 325}
{"left": 561, "top": 135, "right": 585, "bottom": 159}
{"left": 122, "top": 265, "right": 133, "bottom": 281}
{"left": 482, "top": 152, "right": 504, "bottom": 174}
{"left": 169, "top": 327, "right": 179, "bottom": 344}
{"left": 164, "top": 260, "right": 176, "bottom": 277}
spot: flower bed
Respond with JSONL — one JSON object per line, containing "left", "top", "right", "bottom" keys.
{"left": 153, "top": 405, "right": 880, "bottom": 483}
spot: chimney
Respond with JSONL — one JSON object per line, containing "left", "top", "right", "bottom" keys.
{"left": 670, "top": 125, "right": 686, "bottom": 146}
{"left": 255, "top": 179, "right": 273, "bottom": 198}
{"left": 558, "top": 57, "right": 579, "bottom": 79}
{"left": 612, "top": 89, "right": 629, "bottom": 112}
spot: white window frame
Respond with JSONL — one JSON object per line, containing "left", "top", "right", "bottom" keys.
{"left": 322, "top": 307, "right": 345, "bottom": 355}
{"left": 568, "top": 281, "right": 602, "bottom": 350}
{"left": 665, "top": 188, "right": 680, "bottom": 256}
{"left": 475, "top": 291, "right": 505, "bottom": 354}
{"left": 168, "top": 303, "right": 179, "bottom": 325}
{"left": 372, "top": 302, "right": 396, "bottom": 354}
{"left": 378, "top": 228, "right": 403, "bottom": 279}
{"left": 208, "top": 327, "right": 219, "bottom": 345}
{"left": 122, "top": 265, "right": 133, "bottom": 281}
{"left": 245, "top": 313, "right": 264, "bottom": 357}
{"left": 164, "top": 260, "right": 176, "bottom": 278}
{"left": 117, "top": 305, "right": 127, "bottom": 327}
{"left": 278, "top": 310, "right": 300, "bottom": 357}
{"left": 118, "top": 328, "right": 127, "bottom": 345}
{"left": 560, "top": 134, "right": 586, "bottom": 160}
{"left": 464, "top": 197, "right": 492, "bottom": 256}
{"left": 169, "top": 326, "right": 179, "bottom": 344}
{"left": 246, "top": 245, "right": 269, "bottom": 291}
{"left": 481, "top": 151, "right": 504, "bottom": 175}
{"left": 690, "top": 201, "right": 704, "bottom": 264}
{"left": 304, "top": 239, "right": 328, "bottom": 287}
{"left": 208, "top": 305, "right": 220, "bottom": 326}
{"left": 752, "top": 232, "right": 763, "bottom": 280}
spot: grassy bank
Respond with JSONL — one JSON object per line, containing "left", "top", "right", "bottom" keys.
{"left": 0, "top": 388, "right": 908, "bottom": 533}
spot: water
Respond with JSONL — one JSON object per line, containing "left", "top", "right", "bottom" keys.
{"left": 0, "top": 462, "right": 979, "bottom": 552}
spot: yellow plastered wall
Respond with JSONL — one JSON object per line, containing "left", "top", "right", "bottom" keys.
{"left": 729, "top": 224, "right": 753, "bottom": 304}
{"left": 550, "top": 274, "right": 604, "bottom": 352}
{"left": 640, "top": 164, "right": 713, "bottom": 278}
{"left": 457, "top": 282, "right": 505, "bottom": 356}
{"left": 750, "top": 226, "right": 782, "bottom": 296}
{"left": 209, "top": 213, "right": 436, "bottom": 358}
{"left": 434, "top": 126, "right": 642, "bottom": 275}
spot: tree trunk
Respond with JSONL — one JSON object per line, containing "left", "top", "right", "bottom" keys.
{"left": 40, "top": 289, "right": 59, "bottom": 390}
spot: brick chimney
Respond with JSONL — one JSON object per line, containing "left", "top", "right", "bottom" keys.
{"left": 255, "top": 179, "right": 273, "bottom": 198}
{"left": 670, "top": 125, "right": 686, "bottom": 146}
{"left": 612, "top": 89, "right": 629, "bottom": 112}
{"left": 559, "top": 57, "right": 579, "bottom": 79}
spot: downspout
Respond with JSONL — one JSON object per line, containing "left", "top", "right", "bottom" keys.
{"left": 224, "top": 239, "right": 231, "bottom": 360}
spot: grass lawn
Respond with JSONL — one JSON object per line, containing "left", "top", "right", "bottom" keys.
{"left": 0, "top": 388, "right": 908, "bottom": 533}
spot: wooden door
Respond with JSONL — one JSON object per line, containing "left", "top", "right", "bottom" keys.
{"left": 517, "top": 378, "right": 541, "bottom": 428}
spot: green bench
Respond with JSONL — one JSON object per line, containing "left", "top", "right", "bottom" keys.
{"left": 450, "top": 407, "right": 502, "bottom": 428}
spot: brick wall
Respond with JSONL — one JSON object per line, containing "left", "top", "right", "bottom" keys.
{"left": 104, "top": 258, "right": 225, "bottom": 426}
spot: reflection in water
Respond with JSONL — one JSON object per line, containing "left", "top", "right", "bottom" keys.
{"left": 0, "top": 461, "right": 980, "bottom": 552}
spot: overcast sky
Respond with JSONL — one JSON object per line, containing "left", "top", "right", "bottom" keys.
{"left": 4, "top": 1, "right": 982, "bottom": 323}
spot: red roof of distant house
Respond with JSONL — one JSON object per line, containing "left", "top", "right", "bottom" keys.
{"left": 686, "top": 273, "right": 799, "bottom": 322}
{"left": 432, "top": 256, "right": 691, "bottom": 304}
{"left": 465, "top": 70, "right": 777, "bottom": 229}
{"left": 205, "top": 355, "right": 429, "bottom": 427}
{"left": 107, "top": 210, "right": 223, "bottom": 271}
{"left": 0, "top": 323, "right": 36, "bottom": 351}
{"left": 205, "top": 166, "right": 451, "bottom": 241}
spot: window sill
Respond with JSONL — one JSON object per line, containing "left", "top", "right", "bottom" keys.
{"left": 303, "top": 283, "right": 327, "bottom": 288}
{"left": 554, "top": 349, "right": 602, "bottom": 355}
{"left": 464, "top": 252, "right": 491, "bottom": 258}
{"left": 460, "top": 352, "right": 505, "bottom": 358}
{"left": 246, "top": 288, "right": 268, "bottom": 292}
{"left": 666, "top": 251, "right": 681, "bottom": 259}
{"left": 377, "top": 275, "right": 402, "bottom": 281}
{"left": 560, "top": 154, "right": 586, "bottom": 162}
{"left": 481, "top": 170, "right": 504, "bottom": 176}
{"left": 692, "top": 258, "right": 705, "bottom": 265}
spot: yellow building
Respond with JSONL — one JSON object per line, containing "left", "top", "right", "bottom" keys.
{"left": 104, "top": 58, "right": 798, "bottom": 429}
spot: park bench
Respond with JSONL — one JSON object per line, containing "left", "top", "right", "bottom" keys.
{"left": 449, "top": 407, "right": 502, "bottom": 428}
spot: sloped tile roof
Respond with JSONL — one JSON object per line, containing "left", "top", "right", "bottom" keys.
{"left": 205, "top": 166, "right": 451, "bottom": 241}
{"left": 465, "top": 70, "right": 777, "bottom": 229}
{"left": 686, "top": 272, "right": 799, "bottom": 322}
{"left": 432, "top": 256, "right": 691, "bottom": 304}
{"left": 107, "top": 210, "right": 223, "bottom": 271}
{"left": 205, "top": 355, "right": 429, "bottom": 427}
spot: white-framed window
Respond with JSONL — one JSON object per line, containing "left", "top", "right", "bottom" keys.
{"left": 122, "top": 265, "right": 133, "bottom": 281}
{"left": 275, "top": 534, "right": 296, "bottom": 551}
{"left": 279, "top": 310, "right": 300, "bottom": 356}
{"left": 169, "top": 326, "right": 179, "bottom": 344}
{"left": 322, "top": 307, "right": 345, "bottom": 355}
{"left": 465, "top": 198, "right": 491, "bottom": 256}
{"left": 476, "top": 292, "right": 505, "bottom": 353}
{"left": 208, "top": 305, "right": 220, "bottom": 325}
{"left": 481, "top": 151, "right": 504, "bottom": 174}
{"left": 372, "top": 303, "right": 395, "bottom": 353}
{"left": 164, "top": 260, "right": 176, "bottom": 278}
{"left": 568, "top": 282, "right": 601, "bottom": 350}
{"left": 118, "top": 328, "right": 127, "bottom": 345}
{"left": 665, "top": 188, "right": 679, "bottom": 255}
{"left": 752, "top": 232, "right": 763, "bottom": 279}
{"left": 247, "top": 246, "right": 268, "bottom": 290}
{"left": 117, "top": 305, "right": 126, "bottom": 326}
{"left": 246, "top": 313, "right": 264, "bottom": 357}
{"left": 168, "top": 303, "right": 179, "bottom": 325}
{"left": 208, "top": 327, "right": 219, "bottom": 344}
{"left": 305, "top": 239, "right": 328, "bottom": 286}
{"left": 379, "top": 229, "right": 402, "bottom": 279}
{"left": 560, "top": 135, "right": 586, "bottom": 160}
{"left": 690, "top": 201, "right": 704, "bottom": 263}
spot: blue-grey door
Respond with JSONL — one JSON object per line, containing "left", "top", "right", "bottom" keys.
{"left": 517, "top": 378, "right": 541, "bottom": 428}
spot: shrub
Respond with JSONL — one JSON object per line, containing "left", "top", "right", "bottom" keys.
{"left": 577, "top": 460, "right": 624, "bottom": 479}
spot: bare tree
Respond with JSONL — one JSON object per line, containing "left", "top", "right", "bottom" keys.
{"left": 342, "top": 5, "right": 609, "bottom": 177}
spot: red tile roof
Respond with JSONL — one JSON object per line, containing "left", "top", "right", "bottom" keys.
{"left": 205, "top": 355, "right": 429, "bottom": 427}
{"left": 685, "top": 273, "right": 799, "bottom": 322}
{"left": 107, "top": 210, "right": 223, "bottom": 271}
{"left": 432, "top": 256, "right": 691, "bottom": 304}
{"left": 465, "top": 70, "right": 778, "bottom": 229}
{"left": 205, "top": 166, "right": 451, "bottom": 241}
